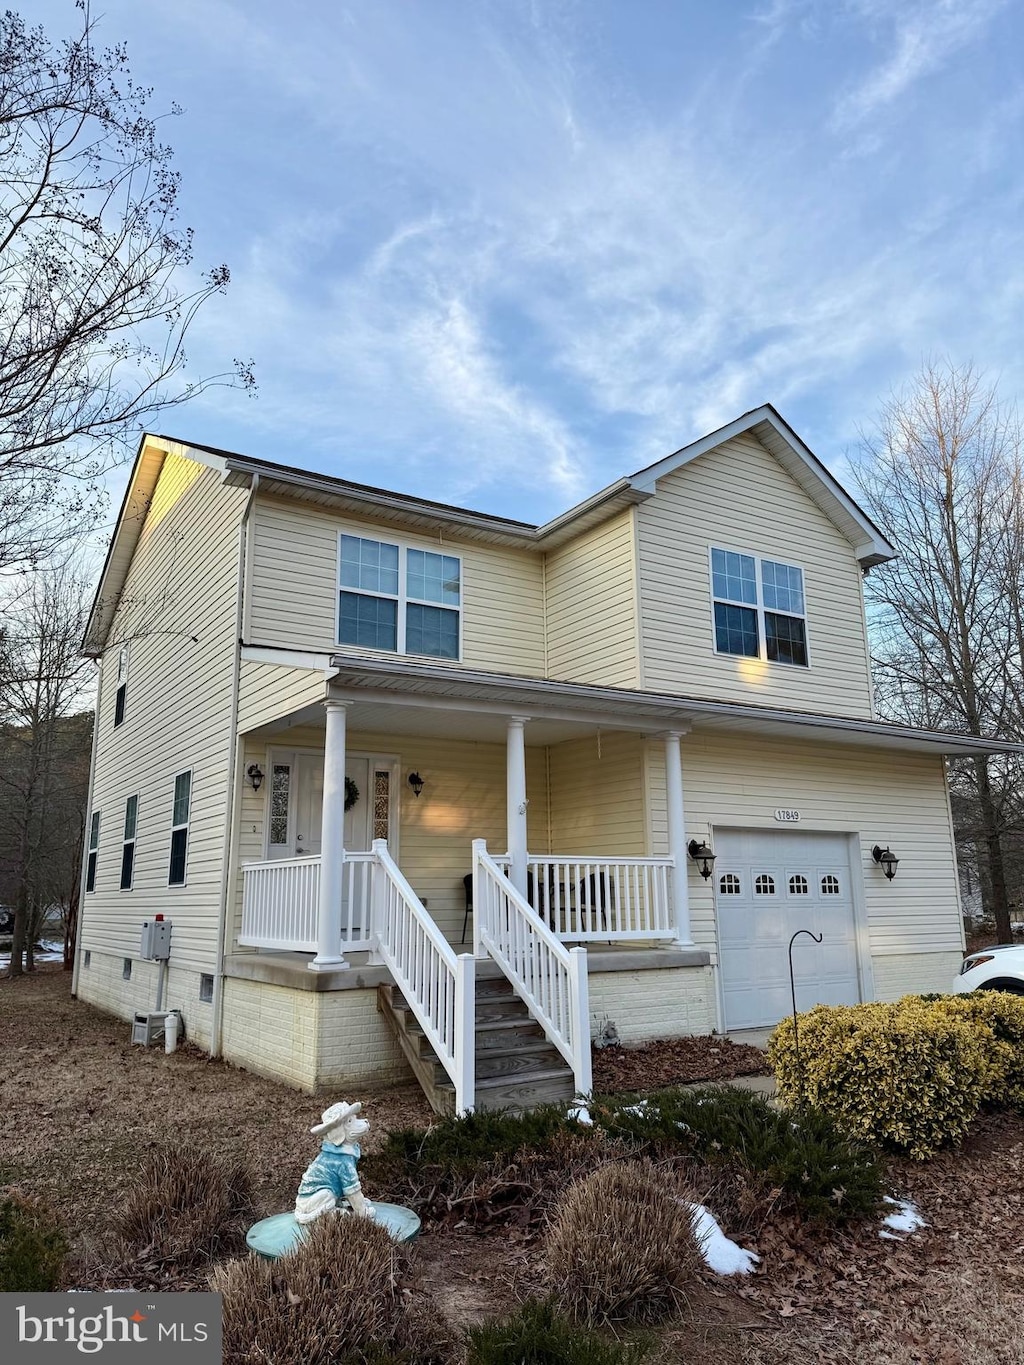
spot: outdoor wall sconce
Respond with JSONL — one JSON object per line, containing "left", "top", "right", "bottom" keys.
{"left": 408, "top": 772, "right": 425, "bottom": 798}
{"left": 246, "top": 764, "right": 265, "bottom": 793}
{"left": 687, "top": 839, "right": 716, "bottom": 879}
{"left": 872, "top": 845, "right": 900, "bottom": 880}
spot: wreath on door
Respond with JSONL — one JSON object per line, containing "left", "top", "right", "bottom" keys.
{"left": 344, "top": 777, "right": 360, "bottom": 811}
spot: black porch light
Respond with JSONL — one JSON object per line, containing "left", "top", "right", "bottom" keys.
{"left": 246, "top": 763, "right": 265, "bottom": 793}
{"left": 872, "top": 844, "right": 899, "bottom": 880}
{"left": 687, "top": 839, "right": 716, "bottom": 880}
{"left": 408, "top": 771, "right": 425, "bottom": 798}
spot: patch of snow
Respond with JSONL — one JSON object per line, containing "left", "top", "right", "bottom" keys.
{"left": 880, "top": 1196, "right": 926, "bottom": 1239}
{"left": 0, "top": 939, "right": 63, "bottom": 968}
{"left": 567, "top": 1105, "right": 593, "bottom": 1126}
{"left": 621, "top": 1102, "right": 651, "bottom": 1117}
{"left": 688, "top": 1203, "right": 760, "bottom": 1275}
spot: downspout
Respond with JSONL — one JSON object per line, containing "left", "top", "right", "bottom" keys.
{"left": 210, "top": 474, "right": 259, "bottom": 1057}
{"left": 71, "top": 660, "right": 103, "bottom": 997}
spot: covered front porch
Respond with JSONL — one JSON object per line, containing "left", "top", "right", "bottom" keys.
{"left": 230, "top": 661, "right": 703, "bottom": 1112}
{"left": 235, "top": 683, "right": 698, "bottom": 968}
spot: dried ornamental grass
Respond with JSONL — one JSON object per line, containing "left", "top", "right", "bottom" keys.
{"left": 112, "top": 1145, "right": 253, "bottom": 1265}
{"left": 211, "top": 1214, "right": 414, "bottom": 1365}
{"left": 545, "top": 1161, "right": 700, "bottom": 1325}
{"left": 768, "top": 1001, "right": 989, "bottom": 1159}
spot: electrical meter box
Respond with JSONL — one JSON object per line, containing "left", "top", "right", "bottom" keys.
{"left": 140, "top": 918, "right": 171, "bottom": 960}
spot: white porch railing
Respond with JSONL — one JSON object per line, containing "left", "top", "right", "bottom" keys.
{"left": 240, "top": 852, "right": 375, "bottom": 952}
{"left": 474, "top": 839, "right": 592, "bottom": 1099}
{"left": 524, "top": 856, "right": 674, "bottom": 941}
{"left": 370, "top": 840, "right": 475, "bottom": 1115}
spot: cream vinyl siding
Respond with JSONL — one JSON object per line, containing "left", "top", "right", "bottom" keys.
{"left": 636, "top": 433, "right": 874, "bottom": 716}
{"left": 545, "top": 509, "right": 640, "bottom": 687}
{"left": 234, "top": 729, "right": 549, "bottom": 948}
{"left": 644, "top": 732, "right": 962, "bottom": 971}
{"left": 248, "top": 497, "right": 545, "bottom": 676}
{"left": 78, "top": 453, "right": 247, "bottom": 982}
{"left": 548, "top": 732, "right": 648, "bottom": 855}
{"left": 237, "top": 660, "right": 327, "bottom": 733}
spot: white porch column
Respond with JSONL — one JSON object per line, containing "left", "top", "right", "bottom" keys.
{"left": 506, "top": 717, "right": 529, "bottom": 896}
{"left": 310, "top": 699, "right": 350, "bottom": 971}
{"left": 664, "top": 730, "right": 694, "bottom": 947}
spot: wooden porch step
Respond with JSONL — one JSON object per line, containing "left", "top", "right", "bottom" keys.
{"left": 376, "top": 980, "right": 576, "bottom": 1117}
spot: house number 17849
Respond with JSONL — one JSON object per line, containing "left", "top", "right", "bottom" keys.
{"left": 774, "top": 808, "right": 801, "bottom": 822}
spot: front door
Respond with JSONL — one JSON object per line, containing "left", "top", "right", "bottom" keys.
{"left": 293, "top": 755, "right": 372, "bottom": 856}
{"left": 267, "top": 751, "right": 393, "bottom": 860}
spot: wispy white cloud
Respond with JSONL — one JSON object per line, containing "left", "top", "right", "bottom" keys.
{"left": 830, "top": 0, "right": 1008, "bottom": 130}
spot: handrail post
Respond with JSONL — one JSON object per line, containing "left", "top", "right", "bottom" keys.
{"left": 368, "top": 838, "right": 388, "bottom": 965}
{"left": 568, "top": 946, "right": 592, "bottom": 1099}
{"left": 454, "top": 953, "right": 476, "bottom": 1115}
{"left": 472, "top": 838, "right": 487, "bottom": 958}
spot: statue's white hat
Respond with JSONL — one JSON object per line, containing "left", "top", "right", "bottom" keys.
{"left": 310, "top": 1100, "right": 363, "bottom": 1137}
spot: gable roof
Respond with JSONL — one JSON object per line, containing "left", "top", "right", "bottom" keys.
{"left": 83, "top": 405, "right": 894, "bottom": 654}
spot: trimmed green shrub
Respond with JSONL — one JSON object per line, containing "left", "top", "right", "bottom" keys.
{"left": 369, "top": 1104, "right": 583, "bottom": 1171}
{"left": 545, "top": 1160, "right": 699, "bottom": 1325}
{"left": 596, "top": 1085, "right": 882, "bottom": 1224}
{"left": 0, "top": 1191, "right": 68, "bottom": 1291}
{"left": 768, "top": 1000, "right": 990, "bottom": 1159}
{"left": 929, "top": 991, "right": 1024, "bottom": 1110}
{"left": 466, "top": 1299, "right": 650, "bottom": 1364}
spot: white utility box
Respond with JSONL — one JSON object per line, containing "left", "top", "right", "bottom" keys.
{"left": 140, "top": 918, "right": 171, "bottom": 960}
{"left": 132, "top": 1011, "right": 169, "bottom": 1045}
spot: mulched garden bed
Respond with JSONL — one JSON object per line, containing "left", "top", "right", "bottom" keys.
{"left": 593, "top": 1035, "right": 770, "bottom": 1093}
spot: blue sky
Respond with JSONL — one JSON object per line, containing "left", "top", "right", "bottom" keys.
{"left": 38, "top": 0, "right": 1024, "bottom": 525}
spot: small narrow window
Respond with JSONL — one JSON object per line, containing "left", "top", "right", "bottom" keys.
{"left": 788, "top": 874, "right": 809, "bottom": 895}
{"left": 199, "top": 973, "right": 215, "bottom": 1003}
{"left": 120, "top": 795, "right": 138, "bottom": 890}
{"left": 754, "top": 874, "right": 776, "bottom": 895}
{"left": 83, "top": 950, "right": 91, "bottom": 968}
{"left": 114, "top": 645, "right": 129, "bottom": 728}
{"left": 169, "top": 770, "right": 192, "bottom": 885}
{"left": 821, "top": 875, "right": 841, "bottom": 895}
{"left": 718, "top": 873, "right": 741, "bottom": 895}
{"left": 86, "top": 811, "right": 100, "bottom": 892}
{"left": 269, "top": 763, "right": 291, "bottom": 846}
{"left": 122, "top": 958, "right": 132, "bottom": 980}
{"left": 372, "top": 770, "right": 391, "bottom": 842}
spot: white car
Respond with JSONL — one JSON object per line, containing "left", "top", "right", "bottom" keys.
{"left": 953, "top": 944, "right": 1024, "bottom": 995}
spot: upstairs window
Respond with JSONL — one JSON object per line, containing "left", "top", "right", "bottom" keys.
{"left": 710, "top": 548, "right": 808, "bottom": 667}
{"left": 120, "top": 795, "right": 138, "bottom": 890}
{"left": 168, "top": 771, "right": 191, "bottom": 886}
{"left": 86, "top": 811, "right": 100, "bottom": 892}
{"left": 114, "top": 645, "right": 129, "bottom": 728}
{"left": 339, "top": 534, "right": 461, "bottom": 660}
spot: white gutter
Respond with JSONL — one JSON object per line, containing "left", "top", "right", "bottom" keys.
{"left": 71, "top": 662, "right": 103, "bottom": 996}
{"left": 210, "top": 474, "right": 258, "bottom": 1057}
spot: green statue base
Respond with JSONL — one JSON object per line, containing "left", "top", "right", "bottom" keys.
{"left": 246, "top": 1205, "right": 421, "bottom": 1259}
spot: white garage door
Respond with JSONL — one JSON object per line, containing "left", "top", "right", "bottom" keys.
{"left": 716, "top": 829, "right": 862, "bottom": 1032}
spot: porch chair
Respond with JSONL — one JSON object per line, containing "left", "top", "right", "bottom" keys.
{"left": 461, "top": 873, "right": 473, "bottom": 943}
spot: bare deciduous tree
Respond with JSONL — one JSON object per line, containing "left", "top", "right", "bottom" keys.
{"left": 0, "top": 569, "right": 94, "bottom": 976}
{"left": 0, "top": 4, "right": 254, "bottom": 574}
{"left": 852, "top": 361, "right": 1024, "bottom": 943}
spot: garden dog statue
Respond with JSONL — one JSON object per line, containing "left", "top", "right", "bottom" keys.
{"left": 294, "top": 1100, "right": 375, "bottom": 1224}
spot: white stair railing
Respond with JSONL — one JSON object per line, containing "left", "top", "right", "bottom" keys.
{"left": 369, "top": 839, "right": 475, "bottom": 1115}
{"left": 473, "top": 838, "right": 592, "bottom": 1100}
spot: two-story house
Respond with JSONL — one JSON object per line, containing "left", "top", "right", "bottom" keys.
{"left": 73, "top": 406, "right": 1014, "bottom": 1112}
